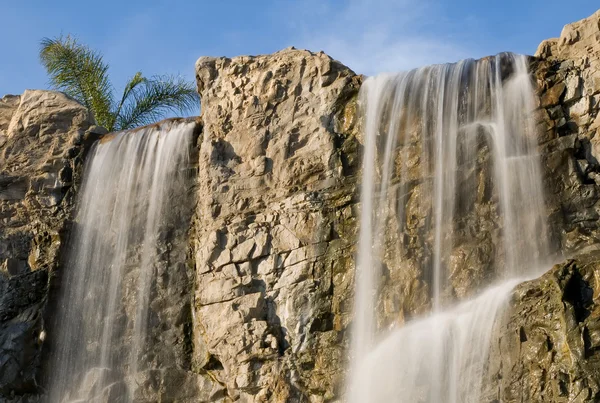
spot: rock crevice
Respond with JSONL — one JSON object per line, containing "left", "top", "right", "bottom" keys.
{"left": 191, "top": 48, "right": 361, "bottom": 402}
{"left": 3, "top": 9, "right": 600, "bottom": 402}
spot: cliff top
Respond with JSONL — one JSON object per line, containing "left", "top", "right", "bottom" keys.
{"left": 536, "top": 8, "right": 600, "bottom": 63}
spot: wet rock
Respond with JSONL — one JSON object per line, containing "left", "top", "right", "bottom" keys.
{"left": 480, "top": 9, "right": 600, "bottom": 402}
{"left": 0, "top": 90, "right": 95, "bottom": 399}
{"left": 1, "top": 9, "right": 600, "bottom": 403}
{"left": 484, "top": 252, "right": 600, "bottom": 402}
{"left": 188, "top": 13, "right": 600, "bottom": 400}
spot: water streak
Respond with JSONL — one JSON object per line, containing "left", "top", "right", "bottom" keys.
{"left": 352, "top": 279, "right": 521, "bottom": 403}
{"left": 46, "top": 121, "right": 194, "bottom": 402}
{"left": 349, "top": 54, "right": 549, "bottom": 402}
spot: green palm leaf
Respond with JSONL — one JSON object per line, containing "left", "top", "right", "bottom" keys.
{"left": 113, "top": 72, "right": 146, "bottom": 129}
{"left": 115, "top": 75, "right": 199, "bottom": 131}
{"left": 40, "top": 35, "right": 114, "bottom": 129}
{"left": 39, "top": 35, "right": 199, "bottom": 132}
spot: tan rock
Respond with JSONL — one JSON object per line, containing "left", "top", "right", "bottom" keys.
{"left": 484, "top": 253, "right": 600, "bottom": 402}
{"left": 541, "top": 82, "right": 566, "bottom": 106}
{"left": 0, "top": 89, "right": 95, "bottom": 397}
{"left": 535, "top": 9, "right": 600, "bottom": 62}
{"left": 0, "top": 94, "right": 20, "bottom": 137}
{"left": 192, "top": 48, "right": 361, "bottom": 400}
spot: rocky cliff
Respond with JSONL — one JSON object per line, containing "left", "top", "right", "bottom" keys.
{"left": 480, "top": 10, "right": 600, "bottom": 402}
{"left": 0, "top": 91, "right": 101, "bottom": 399}
{"left": 187, "top": 11, "right": 600, "bottom": 401}
{"left": 2, "top": 9, "right": 600, "bottom": 403}
{"left": 192, "top": 49, "right": 361, "bottom": 401}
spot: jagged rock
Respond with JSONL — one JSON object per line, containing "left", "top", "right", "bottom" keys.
{"left": 2, "top": 9, "right": 600, "bottom": 403}
{"left": 0, "top": 95, "right": 20, "bottom": 145}
{"left": 483, "top": 251, "right": 600, "bottom": 402}
{"left": 189, "top": 11, "right": 600, "bottom": 401}
{"left": 536, "top": 9, "right": 600, "bottom": 63}
{"left": 189, "top": 11, "right": 600, "bottom": 402}
{"left": 532, "top": 9, "right": 600, "bottom": 257}
{"left": 193, "top": 47, "right": 361, "bottom": 401}
{"left": 478, "top": 9, "right": 600, "bottom": 402}
{"left": 0, "top": 90, "right": 95, "bottom": 400}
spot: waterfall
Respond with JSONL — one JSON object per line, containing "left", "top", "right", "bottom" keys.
{"left": 349, "top": 54, "right": 549, "bottom": 402}
{"left": 45, "top": 120, "right": 194, "bottom": 403}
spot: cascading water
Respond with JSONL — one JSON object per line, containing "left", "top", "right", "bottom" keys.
{"left": 45, "top": 120, "right": 194, "bottom": 403}
{"left": 349, "top": 54, "right": 550, "bottom": 402}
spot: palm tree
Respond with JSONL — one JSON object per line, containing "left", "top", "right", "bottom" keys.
{"left": 39, "top": 35, "right": 199, "bottom": 132}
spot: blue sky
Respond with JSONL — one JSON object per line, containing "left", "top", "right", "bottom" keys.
{"left": 1, "top": 0, "right": 598, "bottom": 100}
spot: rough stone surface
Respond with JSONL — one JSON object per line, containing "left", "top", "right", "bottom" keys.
{"left": 193, "top": 47, "right": 361, "bottom": 402}
{"left": 533, "top": 9, "right": 600, "bottom": 257}
{"left": 483, "top": 252, "right": 600, "bottom": 402}
{"left": 3, "top": 9, "right": 600, "bottom": 403}
{"left": 479, "top": 9, "right": 600, "bottom": 402}
{"left": 188, "top": 11, "right": 600, "bottom": 402}
{"left": 0, "top": 90, "right": 96, "bottom": 400}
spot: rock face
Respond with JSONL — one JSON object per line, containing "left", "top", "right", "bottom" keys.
{"left": 475, "top": 10, "right": 600, "bottom": 402}
{"left": 483, "top": 254, "right": 600, "bottom": 402}
{"left": 192, "top": 48, "right": 361, "bottom": 402}
{"left": 40, "top": 118, "right": 218, "bottom": 403}
{"left": 3, "top": 9, "right": 600, "bottom": 403}
{"left": 188, "top": 12, "right": 600, "bottom": 402}
{"left": 0, "top": 91, "right": 97, "bottom": 399}
{"left": 534, "top": 9, "right": 600, "bottom": 255}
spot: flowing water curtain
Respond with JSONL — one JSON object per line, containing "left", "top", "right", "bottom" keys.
{"left": 353, "top": 279, "right": 521, "bottom": 403}
{"left": 46, "top": 121, "right": 194, "bottom": 402}
{"left": 348, "top": 54, "right": 549, "bottom": 403}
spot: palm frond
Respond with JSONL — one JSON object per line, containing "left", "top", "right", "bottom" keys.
{"left": 113, "top": 72, "right": 146, "bottom": 130}
{"left": 115, "top": 75, "right": 199, "bottom": 130}
{"left": 39, "top": 35, "right": 114, "bottom": 129}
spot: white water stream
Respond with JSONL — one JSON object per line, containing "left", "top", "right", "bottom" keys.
{"left": 46, "top": 121, "right": 194, "bottom": 403}
{"left": 349, "top": 54, "right": 549, "bottom": 402}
